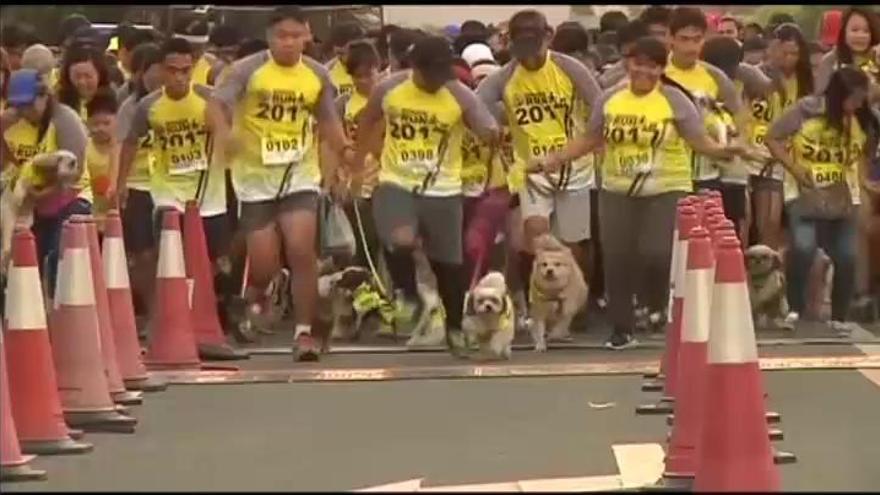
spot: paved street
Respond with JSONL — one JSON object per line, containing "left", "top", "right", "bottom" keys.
{"left": 3, "top": 339, "right": 879, "bottom": 491}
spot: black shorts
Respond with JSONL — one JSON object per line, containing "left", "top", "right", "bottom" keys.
{"left": 693, "top": 179, "right": 746, "bottom": 222}
{"left": 122, "top": 189, "right": 155, "bottom": 253}
{"left": 238, "top": 190, "right": 320, "bottom": 234}
{"left": 224, "top": 169, "right": 239, "bottom": 232}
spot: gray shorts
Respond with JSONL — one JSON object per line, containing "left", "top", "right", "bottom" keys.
{"left": 238, "top": 190, "right": 319, "bottom": 233}
{"left": 519, "top": 185, "right": 591, "bottom": 243}
{"left": 371, "top": 183, "right": 463, "bottom": 264}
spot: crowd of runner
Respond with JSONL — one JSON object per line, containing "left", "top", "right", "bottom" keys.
{"left": 2, "top": 6, "right": 880, "bottom": 361}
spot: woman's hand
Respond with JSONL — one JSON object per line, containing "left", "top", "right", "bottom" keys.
{"left": 528, "top": 153, "right": 564, "bottom": 175}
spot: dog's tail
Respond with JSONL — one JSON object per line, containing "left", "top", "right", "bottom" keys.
{"left": 533, "top": 234, "right": 567, "bottom": 253}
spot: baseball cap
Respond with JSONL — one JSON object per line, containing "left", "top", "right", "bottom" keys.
{"left": 20, "top": 44, "right": 56, "bottom": 76}
{"left": 461, "top": 43, "right": 495, "bottom": 68}
{"left": 7, "top": 69, "right": 45, "bottom": 107}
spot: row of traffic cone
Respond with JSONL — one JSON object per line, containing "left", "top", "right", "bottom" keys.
{"left": 2, "top": 204, "right": 244, "bottom": 481}
{"left": 637, "top": 191, "right": 795, "bottom": 491}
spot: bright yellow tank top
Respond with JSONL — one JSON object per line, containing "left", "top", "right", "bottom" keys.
{"left": 503, "top": 55, "right": 593, "bottom": 193}
{"left": 232, "top": 57, "right": 323, "bottom": 201}
{"left": 600, "top": 86, "right": 692, "bottom": 196}
{"left": 378, "top": 77, "right": 465, "bottom": 196}
{"left": 343, "top": 91, "right": 379, "bottom": 198}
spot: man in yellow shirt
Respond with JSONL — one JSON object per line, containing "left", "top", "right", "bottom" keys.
{"left": 209, "top": 7, "right": 355, "bottom": 361}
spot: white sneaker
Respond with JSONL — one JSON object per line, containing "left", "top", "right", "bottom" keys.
{"left": 784, "top": 312, "right": 800, "bottom": 324}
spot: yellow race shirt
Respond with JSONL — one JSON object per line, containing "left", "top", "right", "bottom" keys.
{"left": 768, "top": 95, "right": 868, "bottom": 205}
{"left": 461, "top": 126, "right": 510, "bottom": 197}
{"left": 126, "top": 84, "right": 226, "bottom": 215}
{"left": 339, "top": 90, "right": 379, "bottom": 198}
{"left": 117, "top": 94, "right": 155, "bottom": 191}
{"left": 213, "top": 51, "right": 338, "bottom": 202}
{"left": 328, "top": 57, "right": 355, "bottom": 99}
{"left": 3, "top": 103, "right": 92, "bottom": 204}
{"left": 192, "top": 54, "right": 216, "bottom": 87}
{"left": 85, "top": 139, "right": 112, "bottom": 224}
{"left": 477, "top": 51, "right": 602, "bottom": 193}
{"left": 587, "top": 83, "right": 705, "bottom": 196}
{"left": 363, "top": 71, "right": 497, "bottom": 196}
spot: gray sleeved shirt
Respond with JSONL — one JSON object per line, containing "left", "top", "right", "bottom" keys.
{"left": 766, "top": 96, "right": 824, "bottom": 141}
{"left": 702, "top": 61, "right": 743, "bottom": 114}
{"left": 213, "top": 51, "right": 338, "bottom": 126}
{"left": 363, "top": 71, "right": 497, "bottom": 140}
{"left": 735, "top": 62, "right": 775, "bottom": 102}
{"left": 598, "top": 60, "right": 627, "bottom": 89}
{"left": 477, "top": 50, "right": 602, "bottom": 123}
{"left": 125, "top": 85, "right": 213, "bottom": 145}
{"left": 50, "top": 102, "right": 88, "bottom": 168}
{"left": 587, "top": 84, "right": 705, "bottom": 143}
{"left": 813, "top": 50, "right": 840, "bottom": 96}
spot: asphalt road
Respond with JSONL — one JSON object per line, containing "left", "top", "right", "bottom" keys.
{"left": 4, "top": 367, "right": 879, "bottom": 492}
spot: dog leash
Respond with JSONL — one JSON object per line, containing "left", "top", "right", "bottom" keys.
{"left": 351, "top": 197, "right": 389, "bottom": 299}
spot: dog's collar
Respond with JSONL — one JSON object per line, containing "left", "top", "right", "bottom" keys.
{"left": 530, "top": 286, "right": 564, "bottom": 313}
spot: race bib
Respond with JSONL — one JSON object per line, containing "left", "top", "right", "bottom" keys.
{"left": 616, "top": 148, "right": 654, "bottom": 178}
{"left": 168, "top": 149, "right": 207, "bottom": 176}
{"left": 811, "top": 163, "right": 845, "bottom": 189}
{"left": 261, "top": 136, "right": 305, "bottom": 166}
{"left": 528, "top": 135, "right": 567, "bottom": 159}
{"left": 399, "top": 147, "right": 438, "bottom": 180}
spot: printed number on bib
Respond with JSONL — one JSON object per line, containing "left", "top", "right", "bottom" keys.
{"left": 811, "top": 163, "right": 845, "bottom": 188}
{"left": 159, "top": 131, "right": 208, "bottom": 175}
{"left": 400, "top": 148, "right": 438, "bottom": 178}
{"left": 168, "top": 149, "right": 207, "bottom": 175}
{"left": 261, "top": 136, "right": 304, "bottom": 166}
{"left": 529, "top": 136, "right": 566, "bottom": 159}
{"left": 617, "top": 149, "right": 653, "bottom": 177}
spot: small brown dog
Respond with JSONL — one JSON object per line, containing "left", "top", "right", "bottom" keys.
{"left": 528, "top": 234, "right": 589, "bottom": 352}
{"left": 745, "top": 244, "right": 793, "bottom": 330}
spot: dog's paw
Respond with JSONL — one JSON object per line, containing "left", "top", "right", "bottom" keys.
{"left": 534, "top": 340, "right": 547, "bottom": 353}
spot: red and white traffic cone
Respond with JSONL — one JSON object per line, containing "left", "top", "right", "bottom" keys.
{"left": 49, "top": 221, "right": 137, "bottom": 433}
{"left": 0, "top": 321, "right": 48, "bottom": 482}
{"left": 643, "top": 196, "right": 696, "bottom": 385}
{"left": 182, "top": 201, "right": 248, "bottom": 361}
{"left": 664, "top": 226, "right": 714, "bottom": 481}
{"left": 145, "top": 209, "right": 201, "bottom": 370}
{"left": 3, "top": 227, "right": 93, "bottom": 456}
{"left": 637, "top": 202, "right": 701, "bottom": 415}
{"left": 74, "top": 216, "right": 142, "bottom": 406}
{"left": 694, "top": 235, "right": 781, "bottom": 492}
{"left": 102, "top": 210, "right": 167, "bottom": 392}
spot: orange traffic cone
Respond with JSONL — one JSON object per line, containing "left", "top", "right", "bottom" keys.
{"left": 145, "top": 209, "right": 201, "bottom": 370}
{"left": 643, "top": 196, "right": 696, "bottom": 382}
{"left": 665, "top": 226, "right": 714, "bottom": 480}
{"left": 638, "top": 201, "right": 700, "bottom": 413}
{"left": 49, "top": 221, "right": 137, "bottom": 433}
{"left": 0, "top": 322, "right": 48, "bottom": 482}
{"left": 73, "top": 216, "right": 142, "bottom": 406}
{"left": 102, "top": 210, "right": 167, "bottom": 392}
{"left": 694, "top": 235, "right": 781, "bottom": 491}
{"left": 182, "top": 201, "right": 248, "bottom": 361}
{"left": 3, "top": 227, "right": 93, "bottom": 456}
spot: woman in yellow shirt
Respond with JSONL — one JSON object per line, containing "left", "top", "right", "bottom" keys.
{"left": 814, "top": 8, "right": 880, "bottom": 98}
{"left": 536, "top": 37, "right": 748, "bottom": 349}
{"left": 766, "top": 66, "right": 880, "bottom": 335}
{"left": 1, "top": 69, "right": 91, "bottom": 294}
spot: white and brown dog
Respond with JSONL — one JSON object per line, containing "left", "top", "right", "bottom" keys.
{"left": 528, "top": 234, "right": 589, "bottom": 352}
{"left": 1, "top": 150, "right": 80, "bottom": 275}
{"left": 463, "top": 271, "right": 515, "bottom": 360}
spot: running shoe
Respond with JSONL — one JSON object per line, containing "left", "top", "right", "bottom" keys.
{"left": 829, "top": 320, "right": 862, "bottom": 338}
{"left": 293, "top": 332, "right": 320, "bottom": 362}
{"left": 392, "top": 291, "right": 428, "bottom": 338}
{"left": 605, "top": 331, "right": 639, "bottom": 350}
{"left": 446, "top": 329, "right": 469, "bottom": 358}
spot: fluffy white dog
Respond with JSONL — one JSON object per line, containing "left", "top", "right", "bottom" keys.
{"left": 463, "top": 271, "right": 515, "bottom": 360}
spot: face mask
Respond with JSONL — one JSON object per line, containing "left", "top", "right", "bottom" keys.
{"left": 510, "top": 34, "right": 543, "bottom": 60}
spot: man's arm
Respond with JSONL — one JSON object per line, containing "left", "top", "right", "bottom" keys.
{"left": 448, "top": 81, "right": 500, "bottom": 145}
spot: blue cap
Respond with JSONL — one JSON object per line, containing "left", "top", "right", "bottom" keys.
{"left": 444, "top": 24, "right": 461, "bottom": 39}
{"left": 7, "top": 69, "right": 42, "bottom": 107}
